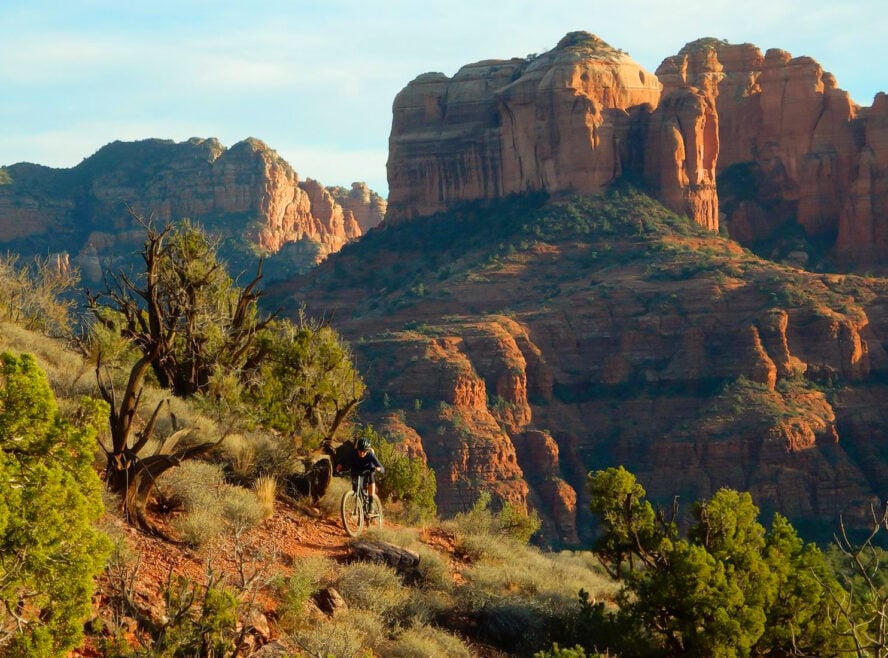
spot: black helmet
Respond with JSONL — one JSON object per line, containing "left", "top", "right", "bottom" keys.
{"left": 356, "top": 437, "right": 371, "bottom": 451}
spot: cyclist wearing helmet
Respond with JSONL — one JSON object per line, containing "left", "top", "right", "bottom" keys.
{"left": 335, "top": 436, "right": 384, "bottom": 501}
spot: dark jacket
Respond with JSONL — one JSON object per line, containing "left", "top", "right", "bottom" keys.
{"left": 340, "top": 447, "right": 383, "bottom": 477}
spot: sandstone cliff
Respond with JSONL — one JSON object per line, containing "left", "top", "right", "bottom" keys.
{"left": 0, "top": 138, "right": 384, "bottom": 282}
{"left": 386, "top": 32, "right": 666, "bottom": 223}
{"left": 387, "top": 32, "right": 887, "bottom": 267}
{"left": 659, "top": 39, "right": 887, "bottom": 266}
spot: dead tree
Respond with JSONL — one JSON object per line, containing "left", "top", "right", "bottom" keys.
{"left": 88, "top": 217, "right": 265, "bottom": 533}
{"left": 823, "top": 505, "right": 888, "bottom": 657}
{"left": 88, "top": 217, "right": 272, "bottom": 399}
{"left": 95, "top": 349, "right": 223, "bottom": 536}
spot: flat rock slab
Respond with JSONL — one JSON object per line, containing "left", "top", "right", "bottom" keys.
{"left": 349, "top": 540, "right": 420, "bottom": 574}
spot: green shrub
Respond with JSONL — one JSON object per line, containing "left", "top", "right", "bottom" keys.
{"left": 449, "top": 491, "right": 541, "bottom": 555}
{"left": 243, "top": 316, "right": 365, "bottom": 450}
{"left": 275, "top": 555, "right": 337, "bottom": 632}
{"left": 587, "top": 467, "right": 852, "bottom": 657}
{"left": 145, "top": 574, "right": 240, "bottom": 657}
{"left": 0, "top": 352, "right": 112, "bottom": 656}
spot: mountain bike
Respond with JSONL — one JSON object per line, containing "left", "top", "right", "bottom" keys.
{"left": 340, "top": 470, "right": 384, "bottom": 537}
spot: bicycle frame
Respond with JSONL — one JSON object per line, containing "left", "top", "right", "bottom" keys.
{"left": 340, "top": 470, "right": 383, "bottom": 537}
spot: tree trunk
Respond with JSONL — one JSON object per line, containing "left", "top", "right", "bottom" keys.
{"left": 107, "top": 442, "right": 220, "bottom": 538}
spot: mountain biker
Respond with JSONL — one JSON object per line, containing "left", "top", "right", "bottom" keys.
{"left": 335, "top": 436, "right": 384, "bottom": 503}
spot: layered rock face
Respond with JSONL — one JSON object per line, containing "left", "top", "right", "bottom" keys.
{"left": 837, "top": 93, "right": 888, "bottom": 261}
{"left": 355, "top": 318, "right": 577, "bottom": 544}
{"left": 387, "top": 33, "right": 888, "bottom": 265}
{"left": 387, "top": 33, "right": 673, "bottom": 223}
{"left": 659, "top": 40, "right": 880, "bottom": 258}
{"left": 632, "top": 38, "right": 888, "bottom": 265}
{"left": 0, "top": 138, "right": 383, "bottom": 281}
{"left": 387, "top": 31, "right": 724, "bottom": 230}
{"left": 329, "top": 182, "right": 387, "bottom": 233}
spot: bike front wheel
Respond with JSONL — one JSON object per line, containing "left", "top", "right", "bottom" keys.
{"left": 341, "top": 490, "right": 364, "bottom": 537}
{"left": 366, "top": 494, "right": 384, "bottom": 530}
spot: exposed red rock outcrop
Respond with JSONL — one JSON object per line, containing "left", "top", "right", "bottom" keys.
{"left": 836, "top": 93, "right": 888, "bottom": 261}
{"left": 664, "top": 39, "right": 887, "bottom": 264}
{"left": 329, "top": 182, "right": 388, "bottom": 233}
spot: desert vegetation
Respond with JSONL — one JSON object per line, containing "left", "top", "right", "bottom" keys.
{"left": 4, "top": 203, "right": 888, "bottom": 657}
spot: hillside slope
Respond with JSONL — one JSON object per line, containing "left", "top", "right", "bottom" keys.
{"left": 272, "top": 190, "right": 888, "bottom": 545}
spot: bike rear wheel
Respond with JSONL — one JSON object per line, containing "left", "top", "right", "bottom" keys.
{"left": 341, "top": 490, "right": 364, "bottom": 537}
{"left": 366, "top": 494, "right": 384, "bottom": 529}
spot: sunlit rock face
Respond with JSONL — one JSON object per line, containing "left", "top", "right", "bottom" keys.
{"left": 388, "top": 32, "right": 888, "bottom": 265}
{"left": 666, "top": 38, "right": 888, "bottom": 265}
{"left": 0, "top": 137, "right": 384, "bottom": 281}
{"left": 386, "top": 33, "right": 669, "bottom": 222}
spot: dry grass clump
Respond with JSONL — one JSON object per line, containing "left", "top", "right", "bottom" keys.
{"left": 221, "top": 484, "right": 266, "bottom": 533}
{"left": 401, "top": 588, "right": 456, "bottom": 628}
{"left": 253, "top": 475, "right": 277, "bottom": 519}
{"left": 334, "top": 562, "right": 408, "bottom": 619}
{"left": 0, "top": 321, "right": 95, "bottom": 400}
{"left": 465, "top": 546, "right": 615, "bottom": 602}
{"left": 363, "top": 525, "right": 419, "bottom": 546}
{"left": 157, "top": 460, "right": 266, "bottom": 546}
{"left": 159, "top": 461, "right": 226, "bottom": 509}
{"left": 0, "top": 253, "right": 80, "bottom": 338}
{"left": 385, "top": 623, "right": 473, "bottom": 658}
{"left": 318, "top": 475, "right": 352, "bottom": 517}
{"left": 449, "top": 543, "right": 618, "bottom": 654}
{"left": 218, "top": 432, "right": 297, "bottom": 482}
{"left": 453, "top": 529, "right": 515, "bottom": 562}
{"left": 172, "top": 507, "right": 225, "bottom": 547}
{"left": 289, "top": 608, "right": 385, "bottom": 658}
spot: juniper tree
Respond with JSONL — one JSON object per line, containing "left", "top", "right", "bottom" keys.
{"left": 586, "top": 467, "right": 851, "bottom": 657}
{"left": 0, "top": 352, "right": 111, "bottom": 657}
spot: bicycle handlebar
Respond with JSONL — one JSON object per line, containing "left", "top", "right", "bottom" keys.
{"left": 334, "top": 467, "right": 384, "bottom": 477}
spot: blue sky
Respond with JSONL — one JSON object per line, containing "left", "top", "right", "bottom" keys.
{"left": 1, "top": 0, "right": 885, "bottom": 196}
